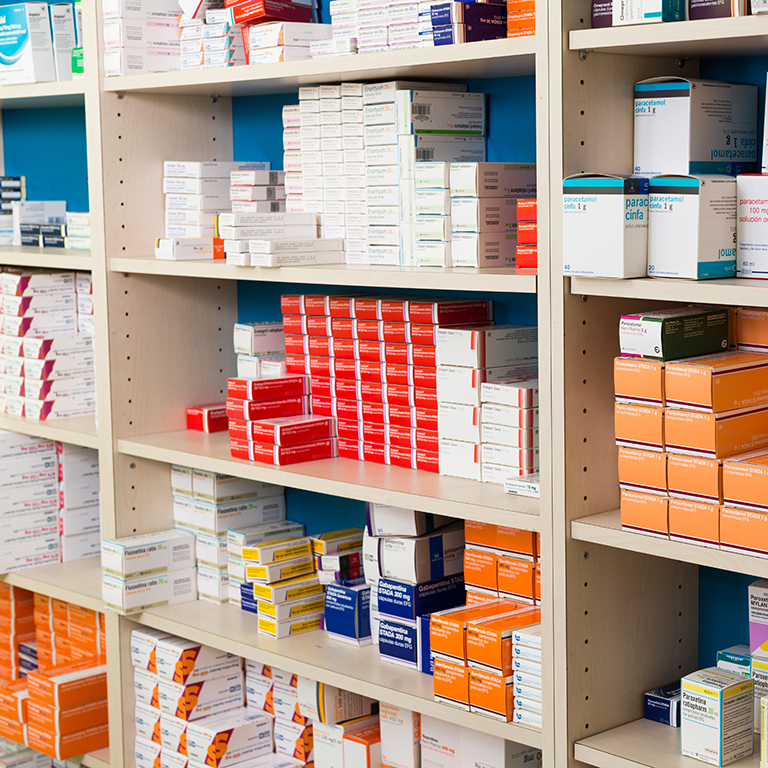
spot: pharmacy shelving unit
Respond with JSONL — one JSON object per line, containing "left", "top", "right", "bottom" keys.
{"left": 549, "top": 4, "right": 768, "bottom": 768}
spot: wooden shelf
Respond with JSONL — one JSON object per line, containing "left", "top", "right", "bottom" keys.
{"left": 134, "top": 599, "right": 543, "bottom": 747}
{"left": 102, "top": 37, "right": 536, "bottom": 98}
{"left": 0, "top": 413, "right": 99, "bottom": 450}
{"left": 572, "top": 509, "right": 768, "bottom": 578}
{"left": 0, "top": 246, "right": 91, "bottom": 271}
{"left": 570, "top": 276, "right": 768, "bottom": 307}
{"left": 118, "top": 430, "right": 540, "bottom": 529}
{"left": 0, "top": 79, "right": 86, "bottom": 109}
{"left": 111, "top": 256, "right": 538, "bottom": 293}
{"left": 80, "top": 749, "right": 110, "bottom": 768}
{"left": 570, "top": 16, "right": 768, "bottom": 58}
{"left": 575, "top": 718, "right": 757, "bottom": 768}
{"left": 0, "top": 558, "right": 102, "bottom": 612}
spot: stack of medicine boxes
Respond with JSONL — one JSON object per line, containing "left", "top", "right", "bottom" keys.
{"left": 57, "top": 443, "right": 101, "bottom": 563}
{"left": 450, "top": 162, "right": 536, "bottom": 269}
{"left": 180, "top": 12, "right": 246, "bottom": 71}
{"left": 0, "top": 433, "right": 60, "bottom": 572}
{"left": 272, "top": 670, "right": 313, "bottom": 762}
{"left": 171, "top": 466, "right": 287, "bottom": 604}
{"left": 0, "top": 586, "right": 34, "bottom": 682}
{"left": 247, "top": 22, "right": 333, "bottom": 65}
{"left": 75, "top": 272, "right": 94, "bottom": 335}
{"left": 414, "top": 162, "right": 452, "bottom": 267}
{"left": 0, "top": 736, "right": 49, "bottom": 768}
{"left": 364, "top": 503, "right": 465, "bottom": 669}
{"left": 515, "top": 197, "right": 537, "bottom": 268}
{"left": 437, "top": 325, "right": 539, "bottom": 482}
{"left": 506, "top": 0, "right": 535, "bottom": 36}
{"left": 233, "top": 319, "right": 287, "bottom": 380}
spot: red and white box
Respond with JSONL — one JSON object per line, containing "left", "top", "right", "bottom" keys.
{"left": 227, "top": 376, "right": 308, "bottom": 401}
{"left": 481, "top": 403, "right": 539, "bottom": 429}
{"left": 281, "top": 295, "right": 306, "bottom": 314}
{"left": 438, "top": 402, "right": 482, "bottom": 443}
{"left": 225, "top": 397, "right": 308, "bottom": 421}
{"left": 230, "top": 437, "right": 338, "bottom": 465}
{"left": 436, "top": 325, "right": 538, "bottom": 369}
{"left": 480, "top": 379, "right": 539, "bottom": 408}
{"left": 480, "top": 424, "right": 539, "bottom": 449}
{"left": 481, "top": 443, "right": 539, "bottom": 470}
{"left": 286, "top": 354, "right": 310, "bottom": 374}
{"left": 228, "top": 415, "right": 335, "bottom": 445}
{"left": 439, "top": 438, "right": 482, "bottom": 481}
{"left": 407, "top": 299, "right": 492, "bottom": 325}
{"left": 186, "top": 404, "right": 228, "bottom": 433}
{"left": 438, "top": 365, "right": 539, "bottom": 407}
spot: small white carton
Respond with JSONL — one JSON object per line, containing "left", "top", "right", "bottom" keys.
{"left": 461, "top": 729, "right": 542, "bottom": 768}
{"left": 131, "top": 627, "right": 173, "bottom": 672}
{"left": 186, "top": 709, "right": 273, "bottom": 767}
{"left": 296, "top": 677, "right": 376, "bottom": 724}
{"left": 379, "top": 704, "right": 419, "bottom": 768}
{"left": 450, "top": 163, "right": 536, "bottom": 198}
{"left": 102, "top": 568, "right": 198, "bottom": 615}
{"left": 366, "top": 502, "right": 451, "bottom": 537}
{"left": 648, "top": 175, "right": 737, "bottom": 279}
{"left": 314, "top": 715, "right": 380, "bottom": 768}
{"left": 436, "top": 324, "right": 538, "bottom": 369}
{"left": 420, "top": 715, "right": 462, "bottom": 768}
{"left": 737, "top": 174, "right": 768, "bottom": 279}
{"left": 101, "top": 529, "right": 196, "bottom": 578}
{"left": 155, "top": 636, "right": 241, "bottom": 684}
{"left": 49, "top": 3, "right": 76, "bottom": 82}
{"left": 379, "top": 521, "right": 464, "bottom": 583}
{"left": 157, "top": 671, "right": 245, "bottom": 721}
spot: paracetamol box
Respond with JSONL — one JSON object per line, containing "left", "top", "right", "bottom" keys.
{"left": 562, "top": 174, "right": 649, "bottom": 278}
{"left": 618, "top": 447, "right": 667, "bottom": 495}
{"left": 101, "top": 529, "right": 196, "bottom": 578}
{"left": 634, "top": 79, "right": 758, "bottom": 177}
{"left": 186, "top": 710, "right": 273, "bottom": 767}
{"left": 376, "top": 574, "right": 464, "bottom": 625}
{"left": 102, "top": 569, "right": 197, "bottom": 614}
{"left": 157, "top": 672, "right": 244, "bottom": 721}
{"left": 681, "top": 667, "right": 754, "bottom": 765}
{"left": 0, "top": 4, "right": 55, "bottom": 85}
{"left": 614, "top": 357, "right": 665, "bottom": 407}
{"left": 737, "top": 175, "right": 768, "bottom": 278}
{"left": 648, "top": 175, "right": 737, "bottom": 279}
{"left": 620, "top": 489, "right": 669, "bottom": 538}
{"left": 155, "top": 637, "right": 241, "bottom": 684}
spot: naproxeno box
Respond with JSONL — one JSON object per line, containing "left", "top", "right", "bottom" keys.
{"left": 562, "top": 174, "right": 649, "bottom": 278}
{"left": 648, "top": 175, "right": 736, "bottom": 279}
{"left": 681, "top": 667, "right": 754, "bottom": 766}
{"left": 736, "top": 174, "right": 768, "bottom": 279}
{"left": 634, "top": 78, "right": 758, "bottom": 177}
{"left": 0, "top": 4, "right": 56, "bottom": 85}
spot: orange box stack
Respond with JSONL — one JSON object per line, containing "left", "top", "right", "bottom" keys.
{"left": 506, "top": 0, "right": 535, "bottom": 36}
{"left": 0, "top": 586, "right": 34, "bottom": 684}
{"left": 515, "top": 198, "right": 537, "bottom": 268}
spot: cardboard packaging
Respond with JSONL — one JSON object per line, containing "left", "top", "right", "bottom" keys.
{"left": 668, "top": 453, "right": 723, "bottom": 504}
{"left": 0, "top": 4, "right": 56, "bottom": 85}
{"left": 634, "top": 78, "right": 758, "bottom": 177}
{"left": 157, "top": 672, "right": 244, "bottom": 721}
{"left": 721, "top": 507, "right": 768, "bottom": 559}
{"left": 376, "top": 574, "right": 465, "bottom": 625}
{"left": 324, "top": 583, "right": 371, "bottom": 645}
{"left": 468, "top": 668, "right": 514, "bottom": 721}
{"left": 102, "top": 568, "right": 197, "bottom": 614}
{"left": 379, "top": 521, "right": 464, "bottom": 583}
{"left": 192, "top": 472, "right": 283, "bottom": 504}
{"left": 131, "top": 627, "right": 172, "bottom": 673}
{"left": 101, "top": 529, "right": 196, "bottom": 579}
{"left": 614, "top": 403, "right": 665, "bottom": 452}
{"left": 464, "top": 521, "right": 537, "bottom": 558}
{"left": 648, "top": 175, "right": 737, "bottom": 279}
{"left": 449, "top": 163, "right": 535, "bottom": 197}
{"left": 378, "top": 616, "right": 433, "bottom": 673}
{"left": 620, "top": 489, "right": 669, "bottom": 538}
{"left": 618, "top": 447, "right": 667, "bottom": 495}
{"left": 185, "top": 711, "right": 273, "bottom": 767}
{"left": 562, "top": 174, "right": 649, "bottom": 278}
{"left": 155, "top": 637, "right": 241, "bottom": 684}
{"left": 644, "top": 683, "right": 681, "bottom": 727}
{"left": 668, "top": 498, "right": 720, "bottom": 548}
{"left": 420, "top": 714, "right": 462, "bottom": 768}
{"left": 27, "top": 660, "right": 107, "bottom": 708}
{"left": 379, "top": 704, "right": 419, "bottom": 768}
{"left": 313, "top": 715, "right": 379, "bottom": 768}
{"left": 466, "top": 607, "right": 541, "bottom": 676}
{"left": 173, "top": 496, "right": 286, "bottom": 537}
{"left": 436, "top": 325, "right": 537, "bottom": 369}
{"left": 433, "top": 657, "right": 471, "bottom": 709}
{"left": 736, "top": 175, "right": 768, "bottom": 278}
{"left": 343, "top": 723, "right": 381, "bottom": 768}
{"left": 296, "top": 678, "right": 376, "bottom": 725}
{"left": 366, "top": 502, "right": 451, "bottom": 538}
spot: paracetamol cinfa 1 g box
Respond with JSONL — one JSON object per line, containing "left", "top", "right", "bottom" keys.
{"left": 681, "top": 667, "right": 754, "bottom": 766}
{"left": 634, "top": 78, "right": 758, "bottom": 177}
{"left": 562, "top": 174, "right": 649, "bottom": 278}
{"left": 648, "top": 175, "right": 737, "bottom": 279}
{"left": 0, "top": 4, "right": 56, "bottom": 85}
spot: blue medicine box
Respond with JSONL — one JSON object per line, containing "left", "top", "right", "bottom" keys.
{"left": 325, "top": 583, "right": 371, "bottom": 645}
{"left": 645, "top": 683, "right": 681, "bottom": 727}
{"left": 376, "top": 574, "right": 464, "bottom": 625}
{"left": 378, "top": 615, "right": 433, "bottom": 674}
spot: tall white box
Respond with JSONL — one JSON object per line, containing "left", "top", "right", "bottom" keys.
{"left": 0, "top": 4, "right": 56, "bottom": 85}
{"left": 737, "top": 174, "right": 768, "bottom": 279}
{"left": 49, "top": 4, "right": 76, "bottom": 82}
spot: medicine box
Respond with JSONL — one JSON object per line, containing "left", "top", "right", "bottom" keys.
{"left": 378, "top": 616, "right": 432, "bottom": 673}
{"left": 648, "top": 175, "right": 737, "bottom": 279}
{"left": 618, "top": 447, "right": 667, "bottom": 495}
{"left": 620, "top": 489, "right": 669, "bottom": 538}
{"left": 436, "top": 325, "right": 537, "bottom": 369}
{"left": 155, "top": 637, "right": 241, "bottom": 684}
{"left": 668, "top": 498, "right": 720, "bottom": 548}
{"left": 736, "top": 174, "right": 768, "bottom": 279}
{"left": 634, "top": 78, "right": 757, "bottom": 177}
{"left": 0, "top": 4, "right": 55, "bottom": 85}
{"left": 420, "top": 714, "right": 462, "bottom": 768}
{"left": 192, "top": 471, "right": 283, "bottom": 504}
{"left": 721, "top": 507, "right": 768, "bottom": 559}
{"left": 379, "top": 704, "right": 420, "bottom": 768}
{"left": 379, "top": 521, "right": 464, "bottom": 583}
{"left": 296, "top": 677, "right": 376, "bottom": 725}
{"left": 433, "top": 657, "right": 471, "bottom": 709}
{"left": 750, "top": 580, "right": 768, "bottom": 658}
{"left": 644, "top": 683, "right": 681, "bottom": 727}
{"left": 614, "top": 357, "right": 665, "bottom": 407}
{"left": 562, "top": 174, "right": 649, "bottom": 278}
{"left": 157, "top": 672, "right": 244, "bottom": 721}
{"left": 466, "top": 608, "right": 541, "bottom": 676}
{"left": 468, "top": 667, "right": 514, "bottom": 722}
{"left": 324, "top": 583, "right": 371, "bottom": 645}
{"left": 186, "top": 711, "right": 273, "bottom": 767}
{"left": 376, "top": 574, "right": 465, "bottom": 624}
{"left": 717, "top": 645, "right": 752, "bottom": 679}
{"left": 174, "top": 496, "right": 287, "bottom": 537}
{"left": 343, "top": 723, "right": 382, "bottom": 768}
{"left": 101, "top": 529, "right": 195, "bottom": 579}
{"left": 450, "top": 163, "right": 535, "bottom": 197}
{"left": 313, "top": 715, "right": 380, "bottom": 768}
{"left": 366, "top": 502, "right": 451, "bottom": 538}
{"left": 668, "top": 451, "right": 724, "bottom": 503}
{"left": 226, "top": 521, "right": 305, "bottom": 560}
{"left": 102, "top": 569, "right": 197, "bottom": 615}
{"left": 131, "top": 627, "right": 171, "bottom": 673}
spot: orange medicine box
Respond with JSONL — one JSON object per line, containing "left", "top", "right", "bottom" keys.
{"left": 497, "top": 557, "right": 535, "bottom": 603}
{"left": 737, "top": 308, "right": 768, "bottom": 353}
{"left": 620, "top": 490, "right": 669, "bottom": 538}
{"left": 433, "top": 658, "right": 471, "bottom": 709}
{"left": 0, "top": 585, "right": 32, "bottom": 603}
{"left": 668, "top": 498, "right": 720, "bottom": 548}
{"left": 507, "top": 0, "right": 535, "bottom": 13}
{"left": 466, "top": 588, "right": 500, "bottom": 605}
{"left": 27, "top": 698, "right": 108, "bottom": 734}
{"left": 0, "top": 712, "right": 25, "bottom": 744}
{"left": 534, "top": 562, "right": 541, "bottom": 603}
{"left": 506, "top": 9, "right": 535, "bottom": 28}
{"left": 665, "top": 352, "right": 768, "bottom": 412}
{"left": 664, "top": 405, "right": 768, "bottom": 458}
{"left": 615, "top": 403, "right": 664, "bottom": 452}
{"left": 430, "top": 600, "right": 520, "bottom": 663}
{"left": 667, "top": 454, "right": 723, "bottom": 504}
{"left": 722, "top": 450, "right": 768, "bottom": 511}
{"left": 27, "top": 660, "right": 107, "bottom": 708}
{"left": 466, "top": 607, "right": 540, "bottom": 676}
{"left": 618, "top": 447, "right": 668, "bottom": 495}
{"left": 464, "top": 548, "right": 498, "bottom": 591}
{"left": 614, "top": 357, "right": 665, "bottom": 407}
{"left": 464, "top": 521, "right": 536, "bottom": 559}
{"left": 68, "top": 605, "right": 99, "bottom": 628}
{"left": 468, "top": 668, "right": 514, "bottom": 722}
{"left": 27, "top": 721, "right": 109, "bottom": 760}
{"left": 720, "top": 506, "right": 768, "bottom": 558}
{"left": 0, "top": 680, "right": 27, "bottom": 722}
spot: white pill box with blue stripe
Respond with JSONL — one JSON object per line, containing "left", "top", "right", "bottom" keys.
{"left": 379, "top": 520, "right": 465, "bottom": 583}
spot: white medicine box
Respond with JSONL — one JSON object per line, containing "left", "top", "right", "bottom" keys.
{"left": 648, "top": 175, "right": 736, "bottom": 279}
{"left": 737, "top": 174, "right": 768, "bottom": 279}
{"left": 0, "top": 4, "right": 56, "bottom": 85}
{"left": 562, "top": 174, "right": 649, "bottom": 278}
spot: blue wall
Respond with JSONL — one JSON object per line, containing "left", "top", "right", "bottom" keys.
{"left": 2, "top": 107, "right": 89, "bottom": 212}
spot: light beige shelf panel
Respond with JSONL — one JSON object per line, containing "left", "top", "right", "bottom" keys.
{"left": 575, "top": 718, "right": 758, "bottom": 768}
{"left": 118, "top": 430, "right": 540, "bottom": 529}
{"left": 110, "top": 256, "right": 537, "bottom": 293}
{"left": 103, "top": 38, "right": 536, "bottom": 98}
{"left": 570, "top": 276, "right": 768, "bottom": 308}
{"left": 0, "top": 413, "right": 99, "bottom": 449}
{"left": 0, "top": 558, "right": 102, "bottom": 612}
{"left": 0, "top": 247, "right": 92, "bottom": 271}
{"left": 135, "top": 600, "right": 543, "bottom": 747}
{"left": 80, "top": 749, "right": 110, "bottom": 768}
{"left": 570, "top": 16, "right": 768, "bottom": 58}
{"left": 0, "top": 79, "right": 86, "bottom": 108}
{"left": 572, "top": 509, "right": 768, "bottom": 578}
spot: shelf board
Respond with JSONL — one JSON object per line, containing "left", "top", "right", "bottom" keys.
{"left": 80, "top": 749, "right": 110, "bottom": 768}
{"left": 0, "top": 246, "right": 91, "bottom": 271}
{"left": 570, "top": 275, "right": 768, "bottom": 307}
{"left": 0, "top": 558, "right": 102, "bottom": 613}
{"left": 570, "top": 16, "right": 768, "bottom": 58}
{"left": 134, "top": 599, "right": 543, "bottom": 747}
{"left": 102, "top": 38, "right": 536, "bottom": 98}
{"left": 572, "top": 509, "right": 768, "bottom": 578}
{"left": 111, "top": 256, "right": 537, "bottom": 293}
{"left": 118, "top": 430, "right": 540, "bottom": 529}
{"left": 0, "top": 413, "right": 99, "bottom": 449}
{"left": 0, "top": 79, "right": 86, "bottom": 109}
{"left": 575, "top": 718, "right": 757, "bottom": 768}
